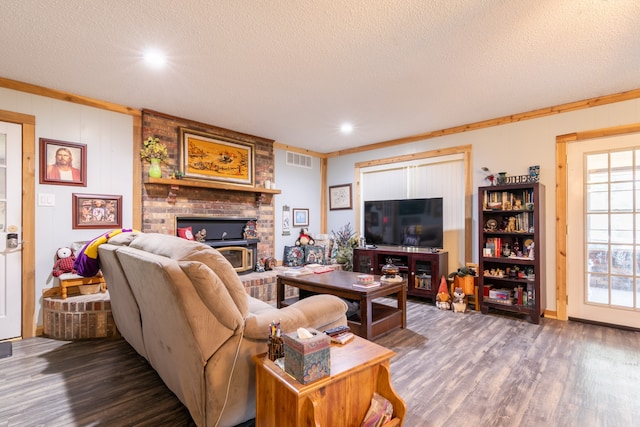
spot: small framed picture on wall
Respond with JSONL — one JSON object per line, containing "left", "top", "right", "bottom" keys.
{"left": 329, "top": 184, "right": 352, "bottom": 210}
{"left": 292, "top": 208, "right": 309, "bottom": 227}
{"left": 72, "top": 193, "right": 122, "bottom": 229}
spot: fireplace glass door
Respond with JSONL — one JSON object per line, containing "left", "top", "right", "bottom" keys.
{"left": 218, "top": 246, "right": 254, "bottom": 273}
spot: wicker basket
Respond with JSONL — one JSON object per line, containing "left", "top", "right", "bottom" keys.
{"left": 78, "top": 284, "right": 101, "bottom": 295}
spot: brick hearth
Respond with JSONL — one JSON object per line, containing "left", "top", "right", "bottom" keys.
{"left": 43, "top": 292, "right": 119, "bottom": 340}
{"left": 42, "top": 271, "right": 295, "bottom": 341}
{"left": 241, "top": 268, "right": 302, "bottom": 304}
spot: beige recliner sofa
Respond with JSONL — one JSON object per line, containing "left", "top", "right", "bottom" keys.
{"left": 98, "top": 232, "right": 348, "bottom": 427}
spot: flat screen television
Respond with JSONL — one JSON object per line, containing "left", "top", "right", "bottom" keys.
{"left": 363, "top": 197, "right": 443, "bottom": 249}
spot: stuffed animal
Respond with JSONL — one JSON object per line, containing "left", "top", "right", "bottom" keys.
{"left": 295, "top": 228, "right": 315, "bottom": 246}
{"left": 52, "top": 247, "right": 76, "bottom": 277}
{"left": 452, "top": 286, "right": 467, "bottom": 313}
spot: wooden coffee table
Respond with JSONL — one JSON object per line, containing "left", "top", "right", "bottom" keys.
{"left": 253, "top": 335, "right": 406, "bottom": 426}
{"left": 277, "top": 270, "right": 406, "bottom": 340}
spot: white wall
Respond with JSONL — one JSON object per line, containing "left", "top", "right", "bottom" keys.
{"left": 273, "top": 149, "right": 323, "bottom": 258}
{"left": 327, "top": 98, "right": 640, "bottom": 311}
{"left": 0, "top": 87, "right": 134, "bottom": 325}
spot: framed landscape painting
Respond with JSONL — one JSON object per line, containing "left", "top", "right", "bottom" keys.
{"left": 179, "top": 127, "right": 255, "bottom": 186}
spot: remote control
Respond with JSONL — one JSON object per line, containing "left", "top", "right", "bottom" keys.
{"left": 323, "top": 325, "right": 350, "bottom": 336}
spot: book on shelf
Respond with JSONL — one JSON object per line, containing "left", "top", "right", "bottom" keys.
{"left": 516, "top": 286, "right": 523, "bottom": 305}
{"left": 485, "top": 242, "right": 495, "bottom": 257}
{"left": 485, "top": 189, "right": 534, "bottom": 209}
{"left": 527, "top": 282, "right": 535, "bottom": 305}
{"left": 485, "top": 237, "right": 502, "bottom": 257}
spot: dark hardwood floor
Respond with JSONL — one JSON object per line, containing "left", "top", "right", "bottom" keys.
{"left": 2, "top": 298, "right": 639, "bottom": 426}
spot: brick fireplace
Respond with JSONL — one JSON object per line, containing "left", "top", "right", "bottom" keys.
{"left": 141, "top": 110, "right": 276, "bottom": 263}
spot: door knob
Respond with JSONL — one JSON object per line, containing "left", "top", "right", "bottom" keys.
{"left": 6, "top": 233, "right": 18, "bottom": 249}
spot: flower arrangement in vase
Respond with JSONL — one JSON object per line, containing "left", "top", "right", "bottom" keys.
{"left": 140, "top": 137, "right": 168, "bottom": 178}
{"left": 331, "top": 222, "right": 359, "bottom": 271}
{"left": 481, "top": 167, "right": 495, "bottom": 186}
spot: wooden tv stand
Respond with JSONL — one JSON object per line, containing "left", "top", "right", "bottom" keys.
{"left": 354, "top": 246, "right": 448, "bottom": 301}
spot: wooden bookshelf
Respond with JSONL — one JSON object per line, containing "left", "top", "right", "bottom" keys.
{"left": 478, "top": 182, "right": 546, "bottom": 323}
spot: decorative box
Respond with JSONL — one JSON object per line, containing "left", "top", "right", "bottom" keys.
{"left": 357, "top": 274, "right": 374, "bottom": 284}
{"left": 489, "top": 289, "right": 511, "bottom": 300}
{"left": 283, "top": 330, "right": 330, "bottom": 384}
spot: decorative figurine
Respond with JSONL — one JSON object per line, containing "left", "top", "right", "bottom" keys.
{"left": 514, "top": 198, "right": 522, "bottom": 209}
{"left": 452, "top": 287, "right": 466, "bottom": 313}
{"left": 195, "top": 228, "right": 207, "bottom": 242}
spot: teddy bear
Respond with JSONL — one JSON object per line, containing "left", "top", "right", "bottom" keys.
{"left": 452, "top": 286, "right": 467, "bottom": 313}
{"left": 295, "top": 228, "right": 315, "bottom": 246}
{"left": 52, "top": 247, "right": 77, "bottom": 277}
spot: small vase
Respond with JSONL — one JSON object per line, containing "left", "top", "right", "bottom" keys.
{"left": 148, "top": 158, "right": 162, "bottom": 178}
{"left": 497, "top": 172, "right": 507, "bottom": 185}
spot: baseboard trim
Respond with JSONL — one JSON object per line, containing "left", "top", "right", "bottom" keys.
{"left": 568, "top": 316, "right": 640, "bottom": 332}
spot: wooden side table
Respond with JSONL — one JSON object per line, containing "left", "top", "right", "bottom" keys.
{"left": 253, "top": 335, "right": 406, "bottom": 427}
{"left": 58, "top": 274, "right": 106, "bottom": 299}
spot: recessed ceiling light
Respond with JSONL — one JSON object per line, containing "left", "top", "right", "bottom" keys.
{"left": 144, "top": 49, "right": 167, "bottom": 68}
{"left": 340, "top": 123, "right": 354, "bottom": 134}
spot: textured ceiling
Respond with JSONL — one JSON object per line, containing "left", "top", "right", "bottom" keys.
{"left": 2, "top": 1, "right": 639, "bottom": 153}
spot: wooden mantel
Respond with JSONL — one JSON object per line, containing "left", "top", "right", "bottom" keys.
{"left": 143, "top": 177, "right": 282, "bottom": 194}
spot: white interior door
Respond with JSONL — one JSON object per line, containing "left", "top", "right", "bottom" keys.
{"left": 567, "top": 133, "right": 640, "bottom": 328}
{"left": 0, "top": 121, "right": 22, "bottom": 340}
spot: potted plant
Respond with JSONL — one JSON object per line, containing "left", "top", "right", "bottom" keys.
{"left": 331, "top": 222, "right": 358, "bottom": 271}
{"left": 140, "top": 136, "right": 168, "bottom": 178}
{"left": 448, "top": 266, "right": 476, "bottom": 296}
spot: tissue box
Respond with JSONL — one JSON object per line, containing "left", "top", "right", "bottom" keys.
{"left": 283, "top": 330, "right": 330, "bottom": 384}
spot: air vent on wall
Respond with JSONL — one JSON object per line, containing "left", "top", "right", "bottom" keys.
{"left": 286, "top": 151, "right": 312, "bottom": 168}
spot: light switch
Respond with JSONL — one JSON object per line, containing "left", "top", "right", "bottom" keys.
{"left": 38, "top": 193, "right": 55, "bottom": 206}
